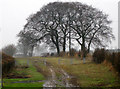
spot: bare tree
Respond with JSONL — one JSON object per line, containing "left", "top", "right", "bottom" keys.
{"left": 23, "top": 3, "right": 62, "bottom": 55}
{"left": 17, "top": 29, "right": 38, "bottom": 57}
{"left": 2, "top": 44, "right": 16, "bottom": 56}
{"left": 23, "top": 2, "right": 78, "bottom": 54}
{"left": 18, "top": 2, "right": 115, "bottom": 57}
{"left": 68, "top": 3, "right": 115, "bottom": 57}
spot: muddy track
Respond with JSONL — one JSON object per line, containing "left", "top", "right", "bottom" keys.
{"left": 33, "top": 59, "right": 79, "bottom": 88}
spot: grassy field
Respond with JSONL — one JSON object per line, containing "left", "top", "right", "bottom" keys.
{"left": 0, "top": 79, "right": 1, "bottom": 88}
{"left": 33, "top": 56, "right": 120, "bottom": 87}
{"left": 3, "top": 56, "right": 120, "bottom": 87}
{"left": 3, "top": 58, "right": 45, "bottom": 87}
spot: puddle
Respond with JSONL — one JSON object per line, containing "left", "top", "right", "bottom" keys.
{"left": 43, "top": 67, "right": 57, "bottom": 87}
{"left": 61, "top": 69, "right": 73, "bottom": 87}
{"left": 33, "top": 59, "right": 79, "bottom": 88}
{"left": 11, "top": 80, "right": 45, "bottom": 83}
{"left": 43, "top": 66, "right": 77, "bottom": 88}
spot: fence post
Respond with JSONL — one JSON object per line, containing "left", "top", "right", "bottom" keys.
{"left": 15, "top": 60, "right": 17, "bottom": 66}
{"left": 83, "top": 57, "right": 85, "bottom": 64}
{"left": 58, "top": 59, "right": 61, "bottom": 65}
{"left": 44, "top": 59, "right": 46, "bottom": 66}
{"left": 70, "top": 58, "right": 73, "bottom": 64}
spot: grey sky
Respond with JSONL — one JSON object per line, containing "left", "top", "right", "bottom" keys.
{"left": 0, "top": 0, "right": 119, "bottom": 49}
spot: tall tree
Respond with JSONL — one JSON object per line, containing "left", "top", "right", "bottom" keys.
{"left": 64, "top": 2, "right": 115, "bottom": 57}
{"left": 2, "top": 44, "right": 16, "bottom": 56}
{"left": 18, "top": 2, "right": 115, "bottom": 57}
{"left": 17, "top": 29, "right": 38, "bottom": 57}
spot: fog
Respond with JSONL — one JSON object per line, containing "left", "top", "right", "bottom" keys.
{"left": 0, "top": 0, "right": 119, "bottom": 50}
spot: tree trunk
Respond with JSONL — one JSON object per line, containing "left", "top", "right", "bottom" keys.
{"left": 81, "top": 37, "right": 86, "bottom": 58}
{"left": 87, "top": 44, "right": 90, "bottom": 53}
{"left": 29, "top": 45, "right": 34, "bottom": 57}
{"left": 87, "top": 37, "right": 92, "bottom": 53}
{"left": 63, "top": 35, "right": 66, "bottom": 52}
{"left": 23, "top": 46, "right": 28, "bottom": 57}
{"left": 57, "top": 47, "right": 60, "bottom": 55}
{"left": 56, "top": 36, "right": 60, "bottom": 55}
{"left": 56, "top": 44, "right": 60, "bottom": 55}
{"left": 69, "top": 28, "right": 71, "bottom": 56}
{"left": 51, "top": 35, "right": 60, "bottom": 55}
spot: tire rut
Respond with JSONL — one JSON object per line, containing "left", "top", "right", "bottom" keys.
{"left": 33, "top": 59, "right": 79, "bottom": 88}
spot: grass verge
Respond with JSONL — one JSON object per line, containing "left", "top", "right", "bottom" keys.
{"left": 3, "top": 58, "right": 45, "bottom": 87}
{"left": 32, "top": 56, "right": 120, "bottom": 87}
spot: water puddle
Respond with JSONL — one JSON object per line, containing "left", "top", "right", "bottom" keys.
{"left": 61, "top": 69, "right": 73, "bottom": 87}
{"left": 43, "top": 67, "right": 57, "bottom": 87}
{"left": 33, "top": 59, "right": 79, "bottom": 88}
{"left": 11, "top": 80, "right": 45, "bottom": 83}
{"left": 43, "top": 66, "right": 76, "bottom": 88}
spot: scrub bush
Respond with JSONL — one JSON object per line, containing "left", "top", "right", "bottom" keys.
{"left": 1, "top": 52, "right": 15, "bottom": 77}
{"left": 92, "top": 48, "right": 106, "bottom": 64}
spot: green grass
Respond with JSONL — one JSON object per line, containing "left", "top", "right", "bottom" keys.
{"left": 3, "top": 56, "right": 120, "bottom": 87}
{"left": 33, "top": 60, "right": 51, "bottom": 77}
{"left": 3, "top": 58, "right": 45, "bottom": 87}
{"left": 0, "top": 81, "right": 1, "bottom": 89}
{"left": 4, "top": 82, "right": 44, "bottom": 87}
{"left": 32, "top": 56, "right": 120, "bottom": 87}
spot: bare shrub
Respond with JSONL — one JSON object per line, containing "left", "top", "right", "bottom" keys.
{"left": 1, "top": 52, "right": 15, "bottom": 77}
{"left": 106, "top": 52, "right": 120, "bottom": 75}
{"left": 2, "top": 44, "right": 16, "bottom": 56}
{"left": 92, "top": 48, "right": 106, "bottom": 64}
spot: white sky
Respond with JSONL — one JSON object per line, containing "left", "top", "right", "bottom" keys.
{"left": 0, "top": 0, "right": 119, "bottom": 49}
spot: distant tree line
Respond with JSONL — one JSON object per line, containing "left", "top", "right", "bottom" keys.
{"left": 17, "top": 2, "right": 114, "bottom": 57}
{"left": 2, "top": 44, "right": 16, "bottom": 56}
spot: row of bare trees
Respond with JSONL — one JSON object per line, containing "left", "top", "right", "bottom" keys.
{"left": 17, "top": 2, "right": 115, "bottom": 57}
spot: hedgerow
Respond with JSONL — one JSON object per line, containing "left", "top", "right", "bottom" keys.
{"left": 1, "top": 52, "right": 15, "bottom": 77}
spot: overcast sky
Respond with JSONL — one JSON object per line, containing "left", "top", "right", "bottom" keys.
{"left": 0, "top": 0, "right": 119, "bottom": 49}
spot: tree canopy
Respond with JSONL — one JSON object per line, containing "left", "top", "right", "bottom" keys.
{"left": 18, "top": 2, "right": 115, "bottom": 56}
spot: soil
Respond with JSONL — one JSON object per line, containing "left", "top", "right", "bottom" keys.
{"left": 33, "top": 59, "right": 79, "bottom": 87}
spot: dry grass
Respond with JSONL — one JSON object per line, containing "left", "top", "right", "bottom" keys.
{"left": 32, "top": 56, "right": 120, "bottom": 87}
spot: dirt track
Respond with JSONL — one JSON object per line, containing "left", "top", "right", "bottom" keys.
{"left": 33, "top": 59, "right": 79, "bottom": 87}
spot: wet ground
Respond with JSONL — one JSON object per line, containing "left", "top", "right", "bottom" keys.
{"left": 5, "top": 58, "right": 79, "bottom": 88}
{"left": 33, "top": 59, "right": 79, "bottom": 88}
